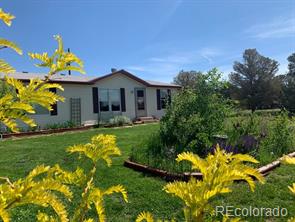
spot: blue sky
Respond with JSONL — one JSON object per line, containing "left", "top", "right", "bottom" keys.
{"left": 1, "top": 0, "right": 295, "bottom": 83}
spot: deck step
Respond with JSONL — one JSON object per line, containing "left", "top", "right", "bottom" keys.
{"left": 135, "top": 116, "right": 159, "bottom": 123}
{"left": 138, "top": 116, "right": 154, "bottom": 121}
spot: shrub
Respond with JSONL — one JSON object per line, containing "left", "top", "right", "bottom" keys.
{"left": 229, "top": 109, "right": 281, "bottom": 117}
{"left": 259, "top": 111, "right": 295, "bottom": 164}
{"left": 222, "top": 114, "right": 261, "bottom": 155}
{"left": 45, "top": 121, "right": 77, "bottom": 130}
{"left": 159, "top": 68, "right": 231, "bottom": 156}
{"left": 225, "top": 114, "right": 260, "bottom": 143}
{"left": 109, "top": 115, "right": 132, "bottom": 127}
{"left": 209, "top": 135, "right": 258, "bottom": 156}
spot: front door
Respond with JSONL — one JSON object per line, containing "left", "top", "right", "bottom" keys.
{"left": 135, "top": 88, "right": 147, "bottom": 117}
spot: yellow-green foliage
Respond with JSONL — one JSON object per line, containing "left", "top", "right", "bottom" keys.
{"left": 282, "top": 156, "right": 295, "bottom": 194}
{"left": 0, "top": 165, "right": 72, "bottom": 222}
{"left": 67, "top": 134, "right": 121, "bottom": 165}
{"left": 0, "top": 9, "right": 14, "bottom": 26}
{"left": 136, "top": 211, "right": 176, "bottom": 222}
{"left": 0, "top": 8, "right": 84, "bottom": 132}
{"left": 137, "top": 145, "right": 264, "bottom": 222}
{"left": 0, "top": 134, "right": 128, "bottom": 222}
{"left": 68, "top": 134, "right": 128, "bottom": 222}
{"left": 28, "top": 35, "right": 85, "bottom": 77}
{"left": 0, "top": 9, "right": 21, "bottom": 74}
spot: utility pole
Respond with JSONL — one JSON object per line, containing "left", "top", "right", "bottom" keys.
{"left": 67, "top": 48, "right": 71, "bottom": 75}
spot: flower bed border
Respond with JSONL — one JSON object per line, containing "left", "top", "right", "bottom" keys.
{"left": 0, "top": 125, "right": 94, "bottom": 139}
{"left": 0, "top": 122, "right": 158, "bottom": 140}
{"left": 124, "top": 151, "right": 295, "bottom": 182}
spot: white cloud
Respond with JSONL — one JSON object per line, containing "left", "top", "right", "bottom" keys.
{"left": 126, "top": 47, "right": 223, "bottom": 82}
{"left": 198, "top": 47, "right": 221, "bottom": 64}
{"left": 247, "top": 15, "right": 295, "bottom": 39}
{"left": 148, "top": 54, "right": 195, "bottom": 64}
{"left": 125, "top": 65, "right": 147, "bottom": 72}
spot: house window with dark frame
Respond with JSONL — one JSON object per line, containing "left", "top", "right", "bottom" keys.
{"left": 99, "top": 89, "right": 109, "bottom": 112}
{"left": 109, "top": 89, "right": 121, "bottom": 111}
{"left": 99, "top": 89, "right": 121, "bottom": 112}
{"left": 160, "top": 89, "right": 169, "bottom": 109}
{"left": 32, "top": 104, "right": 49, "bottom": 115}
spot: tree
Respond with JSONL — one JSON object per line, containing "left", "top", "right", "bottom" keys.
{"left": 173, "top": 70, "right": 202, "bottom": 88}
{"left": 282, "top": 52, "right": 295, "bottom": 112}
{"left": 287, "top": 53, "right": 295, "bottom": 76}
{"left": 229, "top": 49, "right": 280, "bottom": 111}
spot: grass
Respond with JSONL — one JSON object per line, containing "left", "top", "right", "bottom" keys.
{"left": 0, "top": 123, "right": 294, "bottom": 221}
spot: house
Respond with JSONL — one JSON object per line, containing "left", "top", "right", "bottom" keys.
{"left": 1, "top": 69, "right": 181, "bottom": 128}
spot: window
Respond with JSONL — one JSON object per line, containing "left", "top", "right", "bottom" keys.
{"left": 99, "top": 89, "right": 109, "bottom": 111}
{"left": 160, "top": 89, "right": 168, "bottom": 109}
{"left": 109, "top": 89, "right": 121, "bottom": 111}
{"left": 99, "top": 89, "right": 121, "bottom": 112}
{"left": 32, "top": 104, "right": 49, "bottom": 115}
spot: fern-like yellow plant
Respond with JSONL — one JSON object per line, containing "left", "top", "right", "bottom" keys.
{"left": 282, "top": 156, "right": 295, "bottom": 194}
{"left": 0, "top": 8, "right": 15, "bottom": 26}
{"left": 136, "top": 211, "right": 176, "bottom": 222}
{"left": 0, "top": 8, "right": 84, "bottom": 132}
{"left": 67, "top": 134, "right": 121, "bottom": 165}
{"left": 161, "top": 145, "right": 264, "bottom": 222}
{"left": 68, "top": 134, "right": 127, "bottom": 222}
{"left": 0, "top": 9, "right": 22, "bottom": 74}
{"left": 0, "top": 134, "right": 127, "bottom": 222}
{"left": 136, "top": 211, "right": 155, "bottom": 222}
{"left": 0, "top": 165, "right": 72, "bottom": 222}
{"left": 28, "top": 35, "right": 85, "bottom": 77}
{"left": 282, "top": 156, "right": 295, "bottom": 222}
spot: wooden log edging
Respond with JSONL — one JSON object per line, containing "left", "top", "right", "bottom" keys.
{"left": 258, "top": 151, "right": 295, "bottom": 176}
{"left": 124, "top": 151, "right": 295, "bottom": 182}
{"left": 0, "top": 122, "right": 158, "bottom": 140}
{"left": 1, "top": 125, "right": 93, "bottom": 139}
{"left": 123, "top": 160, "right": 202, "bottom": 182}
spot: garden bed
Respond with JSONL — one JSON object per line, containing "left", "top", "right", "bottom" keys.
{"left": 124, "top": 151, "right": 295, "bottom": 182}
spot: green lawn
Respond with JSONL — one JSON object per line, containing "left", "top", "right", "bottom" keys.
{"left": 0, "top": 123, "right": 294, "bottom": 221}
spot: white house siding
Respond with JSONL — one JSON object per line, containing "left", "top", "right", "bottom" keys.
{"left": 27, "top": 73, "right": 178, "bottom": 128}
{"left": 146, "top": 87, "right": 164, "bottom": 118}
{"left": 146, "top": 87, "right": 178, "bottom": 118}
{"left": 30, "top": 84, "right": 96, "bottom": 128}
{"left": 93, "top": 73, "right": 146, "bottom": 120}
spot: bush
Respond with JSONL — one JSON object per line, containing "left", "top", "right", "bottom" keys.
{"left": 230, "top": 109, "right": 281, "bottom": 117}
{"left": 159, "top": 68, "right": 232, "bottom": 156}
{"left": 258, "top": 111, "right": 295, "bottom": 164}
{"left": 222, "top": 114, "right": 261, "bottom": 154}
{"left": 45, "top": 121, "right": 77, "bottom": 130}
{"left": 109, "top": 115, "right": 132, "bottom": 127}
